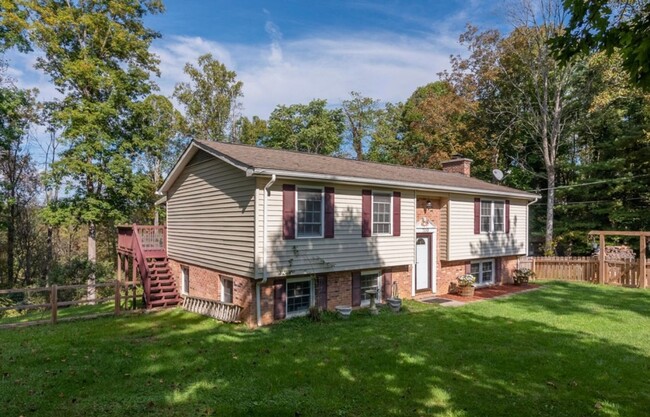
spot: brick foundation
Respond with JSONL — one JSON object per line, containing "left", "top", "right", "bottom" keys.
{"left": 167, "top": 256, "right": 517, "bottom": 326}
{"left": 168, "top": 259, "right": 255, "bottom": 327}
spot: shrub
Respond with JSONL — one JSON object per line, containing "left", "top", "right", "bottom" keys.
{"left": 513, "top": 268, "right": 535, "bottom": 285}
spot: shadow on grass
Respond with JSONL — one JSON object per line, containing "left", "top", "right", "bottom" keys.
{"left": 1, "top": 283, "right": 649, "bottom": 416}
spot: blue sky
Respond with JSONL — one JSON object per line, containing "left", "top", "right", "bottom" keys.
{"left": 7, "top": 0, "right": 512, "bottom": 159}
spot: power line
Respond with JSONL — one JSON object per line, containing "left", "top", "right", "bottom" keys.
{"left": 526, "top": 173, "right": 650, "bottom": 192}
{"left": 532, "top": 197, "right": 649, "bottom": 206}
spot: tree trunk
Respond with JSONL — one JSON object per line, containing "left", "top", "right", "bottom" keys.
{"left": 87, "top": 222, "right": 97, "bottom": 303}
{"left": 7, "top": 203, "right": 16, "bottom": 287}
{"left": 544, "top": 167, "right": 555, "bottom": 255}
{"left": 44, "top": 226, "right": 53, "bottom": 285}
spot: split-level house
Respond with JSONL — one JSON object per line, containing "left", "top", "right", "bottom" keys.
{"left": 155, "top": 140, "right": 538, "bottom": 326}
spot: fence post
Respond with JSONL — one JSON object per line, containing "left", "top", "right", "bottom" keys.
{"left": 51, "top": 285, "right": 58, "bottom": 324}
{"left": 599, "top": 234, "right": 606, "bottom": 284}
{"left": 114, "top": 280, "right": 121, "bottom": 316}
{"left": 640, "top": 236, "right": 647, "bottom": 289}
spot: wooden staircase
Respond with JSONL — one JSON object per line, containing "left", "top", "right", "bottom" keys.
{"left": 117, "top": 224, "right": 181, "bottom": 310}
{"left": 146, "top": 257, "right": 182, "bottom": 308}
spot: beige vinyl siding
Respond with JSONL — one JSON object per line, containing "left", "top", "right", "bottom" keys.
{"left": 167, "top": 151, "right": 256, "bottom": 277}
{"left": 447, "top": 195, "right": 527, "bottom": 261}
{"left": 255, "top": 178, "right": 415, "bottom": 278}
{"left": 439, "top": 198, "right": 449, "bottom": 261}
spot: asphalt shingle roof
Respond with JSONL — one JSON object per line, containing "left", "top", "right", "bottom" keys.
{"left": 195, "top": 140, "right": 538, "bottom": 199}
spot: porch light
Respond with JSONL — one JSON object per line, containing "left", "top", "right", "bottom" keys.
{"left": 426, "top": 200, "right": 433, "bottom": 210}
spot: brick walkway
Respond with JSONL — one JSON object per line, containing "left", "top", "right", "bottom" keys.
{"left": 418, "top": 283, "right": 541, "bottom": 306}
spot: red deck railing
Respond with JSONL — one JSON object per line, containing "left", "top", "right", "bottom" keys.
{"left": 117, "top": 224, "right": 167, "bottom": 307}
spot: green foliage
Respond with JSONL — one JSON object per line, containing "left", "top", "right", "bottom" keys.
{"left": 263, "top": 99, "right": 344, "bottom": 155}
{"left": 234, "top": 115, "right": 268, "bottom": 145}
{"left": 552, "top": 0, "right": 650, "bottom": 89}
{"left": 9, "top": 0, "right": 165, "bottom": 240}
{"left": 173, "top": 53, "right": 243, "bottom": 142}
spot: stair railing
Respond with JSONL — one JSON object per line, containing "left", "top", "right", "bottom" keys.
{"left": 132, "top": 224, "right": 152, "bottom": 308}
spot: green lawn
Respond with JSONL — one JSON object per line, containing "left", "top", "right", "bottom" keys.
{"left": 1, "top": 281, "right": 649, "bottom": 417}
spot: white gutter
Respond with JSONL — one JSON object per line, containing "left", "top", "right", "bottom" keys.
{"left": 525, "top": 197, "right": 540, "bottom": 256}
{"left": 256, "top": 174, "right": 277, "bottom": 327}
{"left": 250, "top": 168, "right": 539, "bottom": 201}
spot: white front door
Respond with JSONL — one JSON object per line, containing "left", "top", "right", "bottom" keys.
{"left": 416, "top": 235, "right": 430, "bottom": 291}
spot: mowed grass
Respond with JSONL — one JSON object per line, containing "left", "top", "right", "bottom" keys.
{"left": 0, "top": 281, "right": 649, "bottom": 417}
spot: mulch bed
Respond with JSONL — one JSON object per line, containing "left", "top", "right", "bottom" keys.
{"left": 440, "top": 283, "right": 540, "bottom": 303}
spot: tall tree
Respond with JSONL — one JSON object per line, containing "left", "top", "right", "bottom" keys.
{"left": 366, "top": 102, "right": 405, "bottom": 164}
{"left": 9, "top": 0, "right": 164, "bottom": 299}
{"left": 341, "top": 91, "right": 380, "bottom": 160}
{"left": 0, "top": 79, "right": 39, "bottom": 287}
{"left": 135, "top": 94, "right": 186, "bottom": 187}
{"left": 263, "top": 99, "right": 344, "bottom": 155}
{"left": 233, "top": 115, "right": 268, "bottom": 145}
{"left": 446, "top": 0, "right": 580, "bottom": 254}
{"left": 173, "top": 54, "right": 243, "bottom": 142}
{"left": 395, "top": 81, "right": 488, "bottom": 174}
{"left": 551, "top": 0, "right": 650, "bottom": 89}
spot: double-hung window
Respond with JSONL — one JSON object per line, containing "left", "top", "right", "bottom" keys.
{"left": 360, "top": 271, "right": 382, "bottom": 304}
{"left": 297, "top": 187, "right": 323, "bottom": 238}
{"left": 286, "top": 278, "right": 313, "bottom": 316}
{"left": 372, "top": 193, "right": 392, "bottom": 235}
{"left": 221, "top": 275, "right": 234, "bottom": 304}
{"left": 470, "top": 260, "right": 494, "bottom": 285}
{"left": 181, "top": 266, "right": 190, "bottom": 295}
{"left": 480, "top": 200, "right": 505, "bottom": 233}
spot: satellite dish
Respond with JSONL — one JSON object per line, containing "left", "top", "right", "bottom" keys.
{"left": 492, "top": 169, "right": 504, "bottom": 181}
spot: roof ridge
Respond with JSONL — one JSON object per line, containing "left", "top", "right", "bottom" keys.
{"left": 197, "top": 139, "right": 475, "bottom": 178}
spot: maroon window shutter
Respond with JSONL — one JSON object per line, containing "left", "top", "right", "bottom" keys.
{"left": 274, "top": 279, "right": 286, "bottom": 320}
{"left": 282, "top": 184, "right": 296, "bottom": 240}
{"left": 465, "top": 262, "right": 471, "bottom": 274}
{"left": 505, "top": 200, "right": 511, "bottom": 234}
{"left": 361, "top": 189, "right": 372, "bottom": 237}
{"left": 382, "top": 269, "right": 393, "bottom": 300}
{"left": 324, "top": 187, "right": 335, "bottom": 238}
{"left": 317, "top": 274, "right": 328, "bottom": 309}
{"left": 352, "top": 271, "right": 362, "bottom": 306}
{"left": 474, "top": 198, "right": 481, "bottom": 235}
{"left": 392, "top": 192, "right": 401, "bottom": 237}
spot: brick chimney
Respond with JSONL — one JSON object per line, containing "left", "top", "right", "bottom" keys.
{"left": 441, "top": 154, "right": 473, "bottom": 177}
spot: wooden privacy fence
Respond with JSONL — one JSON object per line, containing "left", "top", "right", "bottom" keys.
{"left": 0, "top": 281, "right": 123, "bottom": 330}
{"left": 519, "top": 256, "right": 649, "bottom": 288}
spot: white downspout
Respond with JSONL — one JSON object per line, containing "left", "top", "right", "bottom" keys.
{"left": 257, "top": 174, "right": 276, "bottom": 327}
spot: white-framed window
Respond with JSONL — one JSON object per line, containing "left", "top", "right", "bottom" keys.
{"left": 480, "top": 200, "right": 505, "bottom": 233}
{"left": 372, "top": 192, "right": 392, "bottom": 235}
{"left": 221, "top": 275, "right": 234, "bottom": 304}
{"left": 181, "top": 266, "right": 190, "bottom": 295}
{"left": 360, "top": 270, "right": 382, "bottom": 305}
{"left": 286, "top": 277, "right": 314, "bottom": 316}
{"left": 296, "top": 187, "right": 324, "bottom": 238}
{"left": 470, "top": 260, "right": 494, "bottom": 285}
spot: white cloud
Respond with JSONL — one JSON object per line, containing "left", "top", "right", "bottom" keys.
{"left": 152, "top": 29, "right": 462, "bottom": 119}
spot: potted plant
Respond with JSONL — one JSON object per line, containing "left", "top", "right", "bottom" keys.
{"left": 386, "top": 282, "right": 402, "bottom": 313}
{"left": 513, "top": 268, "right": 535, "bottom": 285}
{"left": 457, "top": 274, "right": 476, "bottom": 297}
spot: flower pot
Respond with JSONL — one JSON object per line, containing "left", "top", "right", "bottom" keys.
{"left": 387, "top": 298, "right": 402, "bottom": 313}
{"left": 335, "top": 305, "right": 352, "bottom": 318}
{"left": 458, "top": 286, "right": 475, "bottom": 297}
